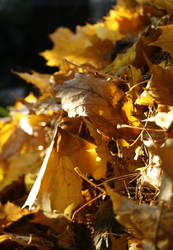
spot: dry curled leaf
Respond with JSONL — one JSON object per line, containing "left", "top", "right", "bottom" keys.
{"left": 55, "top": 72, "right": 125, "bottom": 137}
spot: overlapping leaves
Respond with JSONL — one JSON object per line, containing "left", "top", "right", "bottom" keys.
{"left": 0, "top": 0, "right": 173, "bottom": 249}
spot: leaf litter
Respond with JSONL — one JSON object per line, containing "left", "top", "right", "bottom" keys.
{"left": 1, "top": 0, "right": 173, "bottom": 249}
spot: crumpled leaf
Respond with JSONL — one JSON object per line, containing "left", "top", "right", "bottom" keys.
{"left": 58, "top": 129, "right": 107, "bottom": 180}
{"left": 0, "top": 202, "right": 31, "bottom": 228}
{"left": 17, "top": 71, "right": 51, "bottom": 93}
{"left": 106, "top": 185, "right": 173, "bottom": 249}
{"left": 0, "top": 121, "right": 27, "bottom": 159}
{"left": 150, "top": 24, "right": 173, "bottom": 58}
{"left": 55, "top": 72, "right": 125, "bottom": 138}
{"left": 145, "top": 57, "right": 173, "bottom": 105}
{"left": 150, "top": 139, "right": 173, "bottom": 182}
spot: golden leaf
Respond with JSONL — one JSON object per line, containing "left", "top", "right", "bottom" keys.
{"left": 105, "top": 42, "right": 137, "bottom": 74}
{"left": 59, "top": 129, "right": 107, "bottom": 180}
{"left": 38, "top": 146, "right": 83, "bottom": 216}
{"left": 150, "top": 139, "right": 173, "bottom": 181}
{"left": 41, "top": 26, "right": 113, "bottom": 69}
{"left": 17, "top": 71, "right": 51, "bottom": 93}
{"left": 145, "top": 56, "right": 173, "bottom": 105}
{"left": 150, "top": 24, "right": 173, "bottom": 58}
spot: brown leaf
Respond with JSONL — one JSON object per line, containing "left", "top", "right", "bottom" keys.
{"left": 137, "top": 0, "right": 173, "bottom": 14}
{"left": 0, "top": 202, "right": 31, "bottom": 228}
{"left": 150, "top": 25, "right": 173, "bottom": 58}
{"left": 106, "top": 185, "right": 173, "bottom": 248}
{"left": 55, "top": 73, "right": 124, "bottom": 137}
{"left": 145, "top": 57, "right": 173, "bottom": 105}
{"left": 150, "top": 139, "right": 173, "bottom": 182}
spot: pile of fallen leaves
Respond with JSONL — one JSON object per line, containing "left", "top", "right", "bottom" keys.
{"left": 0, "top": 0, "right": 173, "bottom": 249}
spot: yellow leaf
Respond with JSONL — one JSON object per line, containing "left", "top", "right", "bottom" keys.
{"left": 41, "top": 26, "right": 113, "bottom": 69}
{"left": 59, "top": 129, "right": 107, "bottom": 180}
{"left": 38, "top": 146, "right": 83, "bottom": 216}
{"left": 135, "top": 91, "right": 154, "bottom": 105}
{"left": 17, "top": 71, "right": 51, "bottom": 93}
{"left": 0, "top": 122, "right": 27, "bottom": 159}
{"left": 145, "top": 56, "right": 173, "bottom": 105}
{"left": 105, "top": 42, "right": 137, "bottom": 74}
{"left": 150, "top": 139, "right": 173, "bottom": 181}
{"left": 122, "top": 95, "right": 140, "bottom": 127}
{"left": 150, "top": 24, "right": 173, "bottom": 57}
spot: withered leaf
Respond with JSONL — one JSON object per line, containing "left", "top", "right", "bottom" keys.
{"left": 145, "top": 57, "right": 173, "bottom": 105}
{"left": 150, "top": 24, "right": 173, "bottom": 58}
{"left": 23, "top": 127, "right": 107, "bottom": 216}
{"left": 55, "top": 73, "right": 124, "bottom": 137}
{"left": 106, "top": 185, "right": 173, "bottom": 249}
{"left": 17, "top": 71, "right": 51, "bottom": 93}
{"left": 150, "top": 139, "right": 173, "bottom": 182}
{"left": 0, "top": 202, "right": 31, "bottom": 228}
{"left": 41, "top": 26, "right": 113, "bottom": 69}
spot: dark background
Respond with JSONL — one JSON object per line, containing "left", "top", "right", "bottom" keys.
{"left": 0, "top": 0, "right": 116, "bottom": 107}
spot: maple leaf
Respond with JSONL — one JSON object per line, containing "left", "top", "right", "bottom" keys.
{"left": 149, "top": 24, "right": 173, "bottom": 58}
{"left": 150, "top": 139, "right": 173, "bottom": 182}
{"left": 23, "top": 127, "right": 107, "bottom": 216}
{"left": 106, "top": 185, "right": 173, "bottom": 249}
{"left": 145, "top": 58, "right": 173, "bottom": 105}
{"left": 105, "top": 42, "right": 137, "bottom": 74}
{"left": 55, "top": 72, "right": 124, "bottom": 138}
{"left": 17, "top": 71, "right": 51, "bottom": 93}
{"left": 41, "top": 1, "right": 147, "bottom": 70}
{"left": 41, "top": 26, "right": 114, "bottom": 69}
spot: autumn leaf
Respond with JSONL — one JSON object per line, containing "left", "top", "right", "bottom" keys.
{"left": 105, "top": 42, "right": 137, "bottom": 74}
{"left": 150, "top": 139, "right": 173, "bottom": 182}
{"left": 106, "top": 185, "right": 173, "bottom": 249}
{"left": 145, "top": 57, "right": 173, "bottom": 105}
{"left": 1, "top": 0, "right": 173, "bottom": 249}
{"left": 0, "top": 202, "right": 31, "bottom": 228}
{"left": 23, "top": 127, "right": 107, "bottom": 216}
{"left": 136, "top": 0, "right": 173, "bottom": 14}
{"left": 55, "top": 72, "right": 125, "bottom": 137}
{"left": 17, "top": 71, "right": 51, "bottom": 93}
{"left": 41, "top": 26, "right": 114, "bottom": 69}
